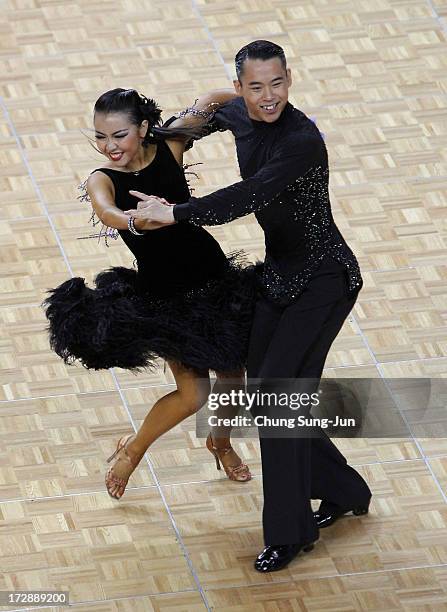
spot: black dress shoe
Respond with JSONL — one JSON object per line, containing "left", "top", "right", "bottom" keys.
{"left": 254, "top": 541, "right": 315, "bottom": 572}
{"left": 314, "top": 500, "right": 370, "bottom": 528}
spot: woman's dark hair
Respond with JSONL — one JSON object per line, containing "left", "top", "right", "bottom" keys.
{"left": 93, "top": 87, "right": 202, "bottom": 147}
{"left": 235, "top": 40, "right": 287, "bottom": 81}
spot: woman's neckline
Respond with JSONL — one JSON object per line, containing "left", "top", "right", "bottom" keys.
{"left": 100, "top": 144, "right": 159, "bottom": 176}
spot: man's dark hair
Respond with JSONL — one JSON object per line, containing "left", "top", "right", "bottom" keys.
{"left": 235, "top": 40, "right": 287, "bottom": 80}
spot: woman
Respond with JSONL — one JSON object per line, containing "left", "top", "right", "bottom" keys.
{"left": 43, "top": 87, "right": 257, "bottom": 499}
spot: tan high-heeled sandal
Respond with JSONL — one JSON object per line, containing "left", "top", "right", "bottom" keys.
{"left": 105, "top": 433, "right": 139, "bottom": 499}
{"left": 206, "top": 433, "right": 252, "bottom": 482}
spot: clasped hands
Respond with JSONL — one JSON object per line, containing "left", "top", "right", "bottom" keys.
{"left": 124, "top": 190, "right": 176, "bottom": 230}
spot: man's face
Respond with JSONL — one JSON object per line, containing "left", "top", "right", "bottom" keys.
{"left": 234, "top": 57, "right": 292, "bottom": 123}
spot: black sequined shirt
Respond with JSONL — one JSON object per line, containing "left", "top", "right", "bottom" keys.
{"left": 173, "top": 97, "right": 363, "bottom": 305}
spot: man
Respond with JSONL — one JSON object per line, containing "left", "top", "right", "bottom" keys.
{"left": 125, "top": 40, "right": 372, "bottom": 572}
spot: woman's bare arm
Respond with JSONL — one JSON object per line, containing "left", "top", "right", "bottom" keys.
{"left": 87, "top": 172, "right": 156, "bottom": 230}
{"left": 167, "top": 88, "right": 238, "bottom": 131}
{"left": 164, "top": 88, "right": 238, "bottom": 163}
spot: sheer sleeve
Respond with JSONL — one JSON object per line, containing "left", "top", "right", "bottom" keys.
{"left": 173, "top": 132, "right": 326, "bottom": 225}
{"left": 162, "top": 105, "right": 229, "bottom": 151}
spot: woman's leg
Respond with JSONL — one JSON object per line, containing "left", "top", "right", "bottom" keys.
{"left": 208, "top": 369, "right": 251, "bottom": 478}
{"left": 106, "top": 360, "right": 211, "bottom": 498}
{"left": 210, "top": 368, "right": 245, "bottom": 428}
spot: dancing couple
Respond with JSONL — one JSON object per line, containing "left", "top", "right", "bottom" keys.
{"left": 44, "top": 40, "right": 371, "bottom": 573}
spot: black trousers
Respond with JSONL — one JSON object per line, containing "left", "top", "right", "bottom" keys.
{"left": 247, "top": 256, "right": 371, "bottom": 545}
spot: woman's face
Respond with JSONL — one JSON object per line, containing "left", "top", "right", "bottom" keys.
{"left": 94, "top": 112, "right": 148, "bottom": 167}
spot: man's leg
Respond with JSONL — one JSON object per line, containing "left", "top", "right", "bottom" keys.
{"left": 300, "top": 292, "right": 371, "bottom": 512}
{"left": 246, "top": 294, "right": 317, "bottom": 546}
{"left": 255, "top": 258, "right": 370, "bottom": 545}
{"left": 246, "top": 295, "right": 283, "bottom": 380}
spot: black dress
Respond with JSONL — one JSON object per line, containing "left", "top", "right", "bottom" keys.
{"left": 43, "top": 140, "right": 258, "bottom": 372}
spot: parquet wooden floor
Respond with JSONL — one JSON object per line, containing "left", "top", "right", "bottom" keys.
{"left": 1, "top": 0, "right": 446, "bottom": 610}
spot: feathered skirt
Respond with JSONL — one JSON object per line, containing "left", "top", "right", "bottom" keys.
{"left": 42, "top": 254, "right": 261, "bottom": 373}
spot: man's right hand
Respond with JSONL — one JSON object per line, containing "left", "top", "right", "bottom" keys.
{"left": 125, "top": 190, "right": 176, "bottom": 228}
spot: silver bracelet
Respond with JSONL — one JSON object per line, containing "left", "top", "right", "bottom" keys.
{"left": 127, "top": 216, "right": 145, "bottom": 235}
{"left": 176, "top": 100, "right": 220, "bottom": 119}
